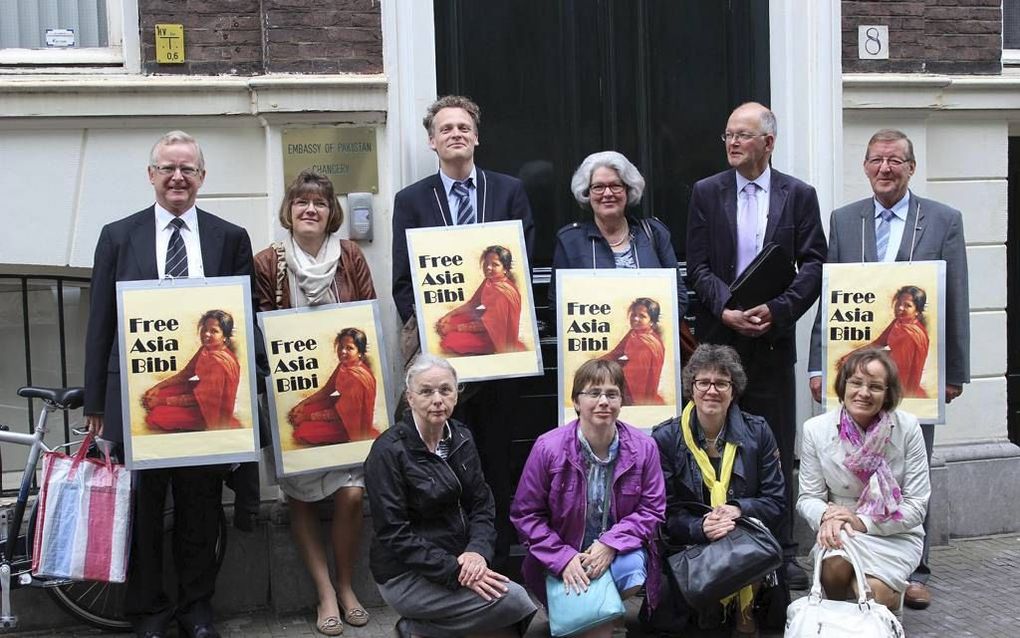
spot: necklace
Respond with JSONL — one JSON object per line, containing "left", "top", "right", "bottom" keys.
{"left": 607, "top": 227, "right": 630, "bottom": 247}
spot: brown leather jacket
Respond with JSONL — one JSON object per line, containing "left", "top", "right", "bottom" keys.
{"left": 253, "top": 238, "right": 377, "bottom": 310}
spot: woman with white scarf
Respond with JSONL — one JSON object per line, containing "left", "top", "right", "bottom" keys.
{"left": 254, "top": 170, "right": 377, "bottom": 636}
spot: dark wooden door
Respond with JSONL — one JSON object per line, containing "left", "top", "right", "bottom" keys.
{"left": 433, "top": 0, "right": 772, "bottom": 472}
{"left": 1007, "top": 137, "right": 1020, "bottom": 445}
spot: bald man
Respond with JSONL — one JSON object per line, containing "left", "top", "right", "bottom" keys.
{"left": 686, "top": 102, "right": 827, "bottom": 589}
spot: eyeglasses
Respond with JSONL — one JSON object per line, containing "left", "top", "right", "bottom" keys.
{"left": 865, "top": 156, "right": 910, "bottom": 169}
{"left": 293, "top": 198, "right": 330, "bottom": 210}
{"left": 589, "top": 183, "right": 626, "bottom": 196}
{"left": 152, "top": 164, "right": 201, "bottom": 178}
{"left": 846, "top": 379, "right": 887, "bottom": 394}
{"left": 414, "top": 385, "right": 457, "bottom": 398}
{"left": 693, "top": 378, "right": 732, "bottom": 392}
{"left": 577, "top": 389, "right": 623, "bottom": 401}
{"left": 721, "top": 132, "right": 767, "bottom": 143}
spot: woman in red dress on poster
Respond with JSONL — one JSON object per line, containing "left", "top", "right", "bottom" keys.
{"left": 436, "top": 245, "right": 526, "bottom": 355}
{"left": 848, "top": 286, "right": 930, "bottom": 398}
{"left": 287, "top": 327, "right": 378, "bottom": 445}
{"left": 601, "top": 297, "right": 666, "bottom": 405}
{"left": 143, "top": 309, "right": 242, "bottom": 431}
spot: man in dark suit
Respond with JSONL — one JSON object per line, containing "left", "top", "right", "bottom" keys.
{"left": 84, "top": 131, "right": 255, "bottom": 638}
{"left": 686, "top": 102, "right": 827, "bottom": 588}
{"left": 391, "top": 95, "right": 535, "bottom": 571}
{"left": 808, "top": 128, "right": 970, "bottom": 610}
{"left": 392, "top": 94, "right": 535, "bottom": 326}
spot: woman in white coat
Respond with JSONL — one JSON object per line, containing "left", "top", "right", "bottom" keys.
{"left": 797, "top": 349, "right": 931, "bottom": 611}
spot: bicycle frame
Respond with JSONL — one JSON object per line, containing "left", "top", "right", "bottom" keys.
{"left": 0, "top": 402, "right": 57, "bottom": 628}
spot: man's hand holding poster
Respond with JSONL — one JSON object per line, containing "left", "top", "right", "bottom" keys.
{"left": 821, "top": 261, "right": 946, "bottom": 423}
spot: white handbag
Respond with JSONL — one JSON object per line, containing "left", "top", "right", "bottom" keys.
{"left": 785, "top": 536, "right": 904, "bottom": 638}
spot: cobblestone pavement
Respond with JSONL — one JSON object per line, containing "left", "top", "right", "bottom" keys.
{"left": 12, "top": 534, "right": 1019, "bottom": 637}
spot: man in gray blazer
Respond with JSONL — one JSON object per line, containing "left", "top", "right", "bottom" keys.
{"left": 808, "top": 128, "right": 970, "bottom": 610}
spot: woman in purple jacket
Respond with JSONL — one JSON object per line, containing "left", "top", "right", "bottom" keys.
{"left": 511, "top": 359, "right": 666, "bottom": 637}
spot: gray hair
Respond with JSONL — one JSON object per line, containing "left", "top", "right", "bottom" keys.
{"left": 570, "top": 151, "right": 645, "bottom": 209}
{"left": 149, "top": 130, "right": 205, "bottom": 171}
{"left": 682, "top": 343, "right": 748, "bottom": 400}
{"left": 404, "top": 353, "right": 458, "bottom": 389}
{"left": 865, "top": 128, "right": 915, "bottom": 163}
{"left": 734, "top": 102, "right": 778, "bottom": 137}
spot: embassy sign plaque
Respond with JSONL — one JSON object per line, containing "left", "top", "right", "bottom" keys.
{"left": 282, "top": 127, "right": 379, "bottom": 194}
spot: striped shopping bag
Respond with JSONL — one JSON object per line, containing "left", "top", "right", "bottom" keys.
{"left": 31, "top": 434, "right": 132, "bottom": 583}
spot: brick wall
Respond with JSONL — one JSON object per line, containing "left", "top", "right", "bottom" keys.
{"left": 842, "top": 0, "right": 1001, "bottom": 74}
{"left": 139, "top": 0, "right": 382, "bottom": 75}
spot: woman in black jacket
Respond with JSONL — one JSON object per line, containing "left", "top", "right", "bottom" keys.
{"left": 650, "top": 344, "right": 785, "bottom": 636}
{"left": 364, "top": 353, "right": 536, "bottom": 638}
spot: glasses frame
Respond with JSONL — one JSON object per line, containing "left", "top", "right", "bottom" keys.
{"left": 865, "top": 156, "right": 911, "bottom": 169}
{"left": 845, "top": 379, "right": 887, "bottom": 394}
{"left": 577, "top": 389, "right": 623, "bottom": 402}
{"left": 693, "top": 378, "right": 733, "bottom": 392}
{"left": 721, "top": 132, "right": 767, "bottom": 143}
{"left": 152, "top": 164, "right": 201, "bottom": 178}
{"left": 588, "top": 183, "right": 627, "bottom": 196}
{"left": 413, "top": 386, "right": 457, "bottom": 398}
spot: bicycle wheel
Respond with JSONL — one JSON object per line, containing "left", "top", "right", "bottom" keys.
{"left": 30, "top": 501, "right": 229, "bottom": 632}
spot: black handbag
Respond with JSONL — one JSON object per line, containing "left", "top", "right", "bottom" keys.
{"left": 665, "top": 502, "right": 782, "bottom": 610}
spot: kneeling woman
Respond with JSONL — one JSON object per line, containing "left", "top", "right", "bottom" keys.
{"left": 511, "top": 359, "right": 665, "bottom": 638}
{"left": 651, "top": 344, "right": 785, "bottom": 636}
{"left": 143, "top": 309, "right": 241, "bottom": 431}
{"left": 797, "top": 349, "right": 930, "bottom": 612}
{"left": 364, "top": 354, "right": 536, "bottom": 637}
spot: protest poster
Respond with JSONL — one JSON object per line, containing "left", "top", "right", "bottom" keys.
{"left": 556, "top": 268, "right": 682, "bottom": 429}
{"left": 821, "top": 260, "right": 946, "bottom": 423}
{"left": 116, "top": 277, "right": 259, "bottom": 469}
{"left": 259, "top": 300, "right": 391, "bottom": 476}
{"left": 406, "top": 220, "right": 542, "bottom": 382}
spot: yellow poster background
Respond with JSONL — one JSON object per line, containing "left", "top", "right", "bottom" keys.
{"left": 407, "top": 221, "right": 542, "bottom": 382}
{"left": 822, "top": 261, "right": 945, "bottom": 422}
{"left": 557, "top": 269, "right": 681, "bottom": 429}
{"left": 260, "top": 301, "right": 390, "bottom": 475}
{"left": 119, "top": 281, "right": 256, "bottom": 465}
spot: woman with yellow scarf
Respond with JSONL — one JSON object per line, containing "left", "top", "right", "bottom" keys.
{"left": 650, "top": 344, "right": 786, "bottom": 637}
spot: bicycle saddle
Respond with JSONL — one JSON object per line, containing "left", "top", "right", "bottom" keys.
{"left": 17, "top": 386, "right": 84, "bottom": 410}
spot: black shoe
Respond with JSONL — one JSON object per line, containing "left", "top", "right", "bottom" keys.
{"left": 394, "top": 617, "right": 412, "bottom": 638}
{"left": 785, "top": 561, "right": 809, "bottom": 590}
{"left": 178, "top": 622, "right": 221, "bottom": 638}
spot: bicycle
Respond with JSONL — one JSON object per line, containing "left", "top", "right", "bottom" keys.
{"left": 0, "top": 385, "right": 228, "bottom": 632}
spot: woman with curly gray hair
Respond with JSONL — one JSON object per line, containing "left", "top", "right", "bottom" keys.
{"left": 550, "top": 151, "right": 687, "bottom": 317}
{"left": 649, "top": 344, "right": 785, "bottom": 635}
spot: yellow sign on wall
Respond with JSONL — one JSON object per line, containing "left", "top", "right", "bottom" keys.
{"left": 155, "top": 24, "right": 185, "bottom": 64}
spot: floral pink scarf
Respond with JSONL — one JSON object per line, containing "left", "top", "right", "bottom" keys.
{"left": 838, "top": 408, "right": 903, "bottom": 522}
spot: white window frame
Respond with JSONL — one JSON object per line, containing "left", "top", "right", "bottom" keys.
{"left": 1005, "top": 0, "right": 1020, "bottom": 66}
{"left": 0, "top": 0, "right": 139, "bottom": 72}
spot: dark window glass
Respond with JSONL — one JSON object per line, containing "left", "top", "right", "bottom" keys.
{"left": 1006, "top": 0, "right": 1020, "bottom": 49}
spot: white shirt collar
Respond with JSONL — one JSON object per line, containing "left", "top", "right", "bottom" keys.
{"left": 154, "top": 203, "right": 199, "bottom": 232}
{"left": 735, "top": 165, "right": 771, "bottom": 195}
{"left": 439, "top": 166, "right": 478, "bottom": 196}
{"left": 873, "top": 192, "right": 910, "bottom": 220}
{"left": 411, "top": 412, "right": 452, "bottom": 451}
